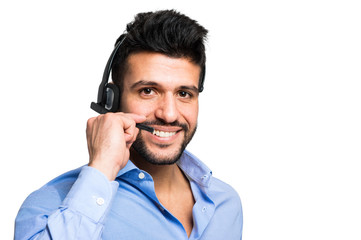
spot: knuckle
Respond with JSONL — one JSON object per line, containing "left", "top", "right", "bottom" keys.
{"left": 103, "top": 112, "right": 113, "bottom": 120}
{"left": 87, "top": 117, "right": 95, "bottom": 128}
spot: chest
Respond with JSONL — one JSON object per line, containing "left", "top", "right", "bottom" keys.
{"left": 100, "top": 178, "right": 241, "bottom": 240}
{"left": 103, "top": 187, "right": 190, "bottom": 239}
{"left": 102, "top": 179, "right": 201, "bottom": 239}
{"left": 158, "top": 190, "right": 195, "bottom": 237}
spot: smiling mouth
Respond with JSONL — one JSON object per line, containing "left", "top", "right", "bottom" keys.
{"left": 153, "top": 130, "right": 177, "bottom": 138}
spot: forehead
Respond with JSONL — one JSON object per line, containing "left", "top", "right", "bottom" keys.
{"left": 124, "top": 52, "right": 201, "bottom": 89}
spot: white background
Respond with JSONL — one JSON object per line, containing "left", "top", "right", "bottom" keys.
{"left": 1, "top": 0, "right": 360, "bottom": 239}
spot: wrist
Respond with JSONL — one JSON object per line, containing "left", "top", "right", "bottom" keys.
{"left": 88, "top": 160, "right": 120, "bottom": 181}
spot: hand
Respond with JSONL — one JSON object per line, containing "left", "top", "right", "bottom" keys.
{"left": 86, "top": 112, "right": 146, "bottom": 181}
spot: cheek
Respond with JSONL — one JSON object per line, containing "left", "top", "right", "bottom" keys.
{"left": 181, "top": 103, "right": 199, "bottom": 127}
{"left": 136, "top": 103, "right": 156, "bottom": 116}
{"left": 121, "top": 94, "right": 156, "bottom": 116}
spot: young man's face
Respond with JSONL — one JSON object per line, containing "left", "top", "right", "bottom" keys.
{"left": 120, "top": 52, "right": 201, "bottom": 165}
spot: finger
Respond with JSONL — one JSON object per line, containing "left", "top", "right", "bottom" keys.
{"left": 120, "top": 115, "right": 138, "bottom": 143}
{"left": 86, "top": 117, "right": 97, "bottom": 156}
{"left": 115, "top": 112, "right": 146, "bottom": 123}
{"left": 86, "top": 117, "right": 96, "bottom": 137}
{"left": 126, "top": 128, "right": 139, "bottom": 149}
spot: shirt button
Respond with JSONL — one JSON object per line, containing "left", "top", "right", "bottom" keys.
{"left": 138, "top": 172, "right": 145, "bottom": 179}
{"left": 96, "top": 197, "right": 105, "bottom": 206}
{"left": 202, "top": 207, "right": 207, "bottom": 212}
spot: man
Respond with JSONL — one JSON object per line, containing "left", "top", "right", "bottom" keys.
{"left": 15, "top": 10, "right": 242, "bottom": 239}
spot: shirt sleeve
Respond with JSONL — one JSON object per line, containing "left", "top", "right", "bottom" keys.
{"left": 15, "top": 166, "right": 119, "bottom": 240}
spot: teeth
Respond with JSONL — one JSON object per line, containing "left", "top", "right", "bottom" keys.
{"left": 153, "top": 130, "right": 176, "bottom": 137}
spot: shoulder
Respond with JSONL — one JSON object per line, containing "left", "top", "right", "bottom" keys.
{"left": 209, "top": 175, "right": 242, "bottom": 207}
{"left": 21, "top": 166, "right": 83, "bottom": 208}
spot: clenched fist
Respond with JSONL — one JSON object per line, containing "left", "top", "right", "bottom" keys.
{"left": 86, "top": 112, "right": 146, "bottom": 181}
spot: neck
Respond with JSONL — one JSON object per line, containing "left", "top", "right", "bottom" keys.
{"left": 130, "top": 148, "right": 187, "bottom": 193}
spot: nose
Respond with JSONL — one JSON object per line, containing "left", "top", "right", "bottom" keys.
{"left": 154, "top": 93, "right": 179, "bottom": 124}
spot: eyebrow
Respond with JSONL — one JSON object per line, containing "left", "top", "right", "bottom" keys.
{"left": 130, "top": 80, "right": 159, "bottom": 89}
{"left": 130, "top": 80, "right": 199, "bottom": 93}
{"left": 179, "top": 85, "right": 199, "bottom": 93}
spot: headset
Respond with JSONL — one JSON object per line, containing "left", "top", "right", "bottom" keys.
{"left": 90, "top": 34, "right": 126, "bottom": 114}
{"left": 90, "top": 34, "right": 206, "bottom": 114}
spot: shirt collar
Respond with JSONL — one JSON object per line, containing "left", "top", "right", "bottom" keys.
{"left": 115, "top": 150, "right": 213, "bottom": 188}
{"left": 177, "top": 150, "right": 213, "bottom": 188}
{"left": 115, "top": 160, "right": 138, "bottom": 179}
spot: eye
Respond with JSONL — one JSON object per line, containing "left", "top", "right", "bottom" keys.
{"left": 178, "top": 91, "right": 192, "bottom": 98}
{"left": 140, "top": 88, "right": 154, "bottom": 96}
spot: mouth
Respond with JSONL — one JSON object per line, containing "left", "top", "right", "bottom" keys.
{"left": 140, "top": 121, "right": 186, "bottom": 140}
{"left": 152, "top": 130, "right": 177, "bottom": 138}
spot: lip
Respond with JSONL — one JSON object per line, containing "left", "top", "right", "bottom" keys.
{"left": 150, "top": 125, "right": 183, "bottom": 132}
{"left": 146, "top": 125, "right": 183, "bottom": 142}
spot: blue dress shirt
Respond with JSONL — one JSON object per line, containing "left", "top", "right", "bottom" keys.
{"left": 15, "top": 150, "right": 242, "bottom": 239}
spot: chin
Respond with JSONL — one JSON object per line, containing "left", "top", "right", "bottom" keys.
{"left": 132, "top": 129, "right": 196, "bottom": 165}
{"left": 132, "top": 140, "right": 185, "bottom": 165}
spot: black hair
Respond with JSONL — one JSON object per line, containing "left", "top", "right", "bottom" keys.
{"left": 111, "top": 9, "right": 208, "bottom": 94}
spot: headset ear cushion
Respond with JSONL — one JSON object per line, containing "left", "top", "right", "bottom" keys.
{"left": 104, "top": 82, "right": 120, "bottom": 112}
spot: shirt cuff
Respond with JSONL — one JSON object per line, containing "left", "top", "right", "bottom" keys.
{"left": 62, "top": 166, "right": 119, "bottom": 223}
